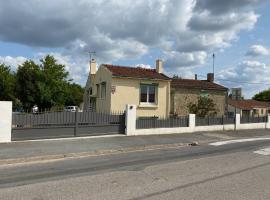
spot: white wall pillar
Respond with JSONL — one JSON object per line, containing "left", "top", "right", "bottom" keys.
{"left": 267, "top": 114, "right": 270, "bottom": 129}
{"left": 235, "top": 114, "right": 241, "bottom": 130}
{"left": 189, "top": 114, "right": 195, "bottom": 131}
{"left": 125, "top": 104, "right": 136, "bottom": 136}
{"left": 0, "top": 101, "right": 12, "bottom": 143}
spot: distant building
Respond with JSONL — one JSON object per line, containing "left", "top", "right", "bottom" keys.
{"left": 228, "top": 99, "right": 270, "bottom": 117}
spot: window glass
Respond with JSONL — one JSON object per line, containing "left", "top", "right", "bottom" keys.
{"left": 148, "top": 86, "right": 156, "bottom": 103}
{"left": 140, "top": 85, "right": 147, "bottom": 102}
{"left": 96, "top": 84, "right": 100, "bottom": 98}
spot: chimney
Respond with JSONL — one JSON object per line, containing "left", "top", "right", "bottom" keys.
{"left": 156, "top": 59, "right": 163, "bottom": 74}
{"left": 90, "top": 59, "right": 97, "bottom": 75}
{"left": 207, "top": 73, "right": 214, "bottom": 82}
{"left": 195, "top": 74, "right": 197, "bottom": 80}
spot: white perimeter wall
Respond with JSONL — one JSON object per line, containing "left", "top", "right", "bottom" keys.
{"left": 125, "top": 105, "right": 270, "bottom": 136}
{"left": 0, "top": 101, "right": 12, "bottom": 143}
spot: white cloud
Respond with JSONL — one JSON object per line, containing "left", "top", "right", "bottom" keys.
{"left": 246, "top": 45, "right": 269, "bottom": 57}
{"left": 0, "top": 56, "right": 27, "bottom": 70}
{"left": 217, "top": 60, "right": 270, "bottom": 98}
{"left": 0, "top": 0, "right": 264, "bottom": 86}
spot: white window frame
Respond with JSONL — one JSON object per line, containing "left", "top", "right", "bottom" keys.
{"left": 140, "top": 84, "right": 157, "bottom": 105}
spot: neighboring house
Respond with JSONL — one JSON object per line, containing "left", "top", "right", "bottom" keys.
{"left": 171, "top": 74, "right": 228, "bottom": 116}
{"left": 83, "top": 59, "right": 171, "bottom": 118}
{"left": 228, "top": 99, "right": 270, "bottom": 117}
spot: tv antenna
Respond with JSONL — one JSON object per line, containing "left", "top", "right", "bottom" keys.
{"left": 212, "top": 53, "right": 215, "bottom": 74}
{"left": 88, "top": 51, "right": 96, "bottom": 61}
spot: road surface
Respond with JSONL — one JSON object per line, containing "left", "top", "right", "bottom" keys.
{"left": 0, "top": 137, "right": 270, "bottom": 199}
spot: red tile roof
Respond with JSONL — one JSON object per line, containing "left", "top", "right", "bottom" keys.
{"left": 103, "top": 64, "right": 170, "bottom": 80}
{"left": 228, "top": 99, "right": 270, "bottom": 110}
{"left": 171, "top": 78, "right": 228, "bottom": 91}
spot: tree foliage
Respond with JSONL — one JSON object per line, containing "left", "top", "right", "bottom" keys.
{"left": 253, "top": 89, "right": 270, "bottom": 102}
{"left": 188, "top": 96, "right": 218, "bottom": 117}
{"left": 1, "top": 55, "right": 84, "bottom": 110}
{"left": 0, "top": 64, "right": 16, "bottom": 101}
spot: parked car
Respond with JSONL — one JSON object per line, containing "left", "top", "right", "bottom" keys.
{"left": 64, "top": 106, "right": 79, "bottom": 112}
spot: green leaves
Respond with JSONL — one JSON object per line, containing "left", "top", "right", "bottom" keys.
{"left": 253, "top": 89, "right": 270, "bottom": 102}
{"left": 188, "top": 96, "right": 218, "bottom": 117}
{"left": 1, "top": 55, "right": 84, "bottom": 110}
{"left": 0, "top": 64, "right": 16, "bottom": 101}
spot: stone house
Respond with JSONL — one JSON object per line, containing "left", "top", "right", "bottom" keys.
{"left": 171, "top": 74, "right": 228, "bottom": 116}
{"left": 83, "top": 59, "right": 171, "bottom": 118}
{"left": 228, "top": 99, "right": 270, "bottom": 117}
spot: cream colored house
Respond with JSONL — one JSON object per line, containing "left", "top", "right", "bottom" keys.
{"left": 83, "top": 59, "right": 171, "bottom": 118}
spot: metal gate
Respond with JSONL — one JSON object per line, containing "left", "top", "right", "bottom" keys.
{"left": 12, "top": 111, "right": 126, "bottom": 141}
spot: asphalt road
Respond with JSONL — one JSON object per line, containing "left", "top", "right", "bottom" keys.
{"left": 0, "top": 138, "right": 270, "bottom": 199}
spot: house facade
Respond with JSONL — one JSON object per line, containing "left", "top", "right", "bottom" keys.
{"left": 171, "top": 74, "right": 228, "bottom": 116}
{"left": 228, "top": 99, "right": 270, "bottom": 117}
{"left": 83, "top": 59, "right": 171, "bottom": 118}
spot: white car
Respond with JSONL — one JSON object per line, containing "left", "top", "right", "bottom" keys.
{"left": 64, "top": 106, "right": 78, "bottom": 112}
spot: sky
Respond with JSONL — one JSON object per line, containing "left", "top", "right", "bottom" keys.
{"left": 0, "top": 0, "right": 270, "bottom": 98}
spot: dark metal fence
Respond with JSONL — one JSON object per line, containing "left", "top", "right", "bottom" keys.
{"left": 240, "top": 115, "right": 268, "bottom": 124}
{"left": 136, "top": 116, "right": 189, "bottom": 129}
{"left": 12, "top": 110, "right": 125, "bottom": 141}
{"left": 196, "top": 116, "right": 235, "bottom": 126}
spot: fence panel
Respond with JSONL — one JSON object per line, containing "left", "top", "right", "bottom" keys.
{"left": 12, "top": 110, "right": 126, "bottom": 141}
{"left": 240, "top": 116, "right": 268, "bottom": 124}
{"left": 196, "top": 116, "right": 235, "bottom": 126}
{"left": 136, "top": 116, "right": 189, "bottom": 129}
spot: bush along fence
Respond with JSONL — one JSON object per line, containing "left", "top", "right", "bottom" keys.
{"left": 125, "top": 104, "right": 270, "bottom": 136}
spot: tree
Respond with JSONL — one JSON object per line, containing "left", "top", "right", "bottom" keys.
{"left": 253, "top": 89, "right": 270, "bottom": 102}
{"left": 16, "top": 60, "right": 41, "bottom": 110}
{"left": 38, "top": 55, "right": 69, "bottom": 109}
{"left": 0, "top": 64, "right": 16, "bottom": 101}
{"left": 64, "top": 83, "right": 84, "bottom": 106}
{"left": 188, "top": 96, "right": 218, "bottom": 117}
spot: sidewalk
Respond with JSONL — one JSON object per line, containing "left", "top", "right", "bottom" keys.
{"left": 0, "top": 129, "right": 269, "bottom": 165}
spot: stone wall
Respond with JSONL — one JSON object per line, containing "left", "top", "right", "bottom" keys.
{"left": 171, "top": 88, "right": 227, "bottom": 116}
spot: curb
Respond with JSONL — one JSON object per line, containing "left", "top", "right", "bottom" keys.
{"left": 0, "top": 143, "right": 190, "bottom": 166}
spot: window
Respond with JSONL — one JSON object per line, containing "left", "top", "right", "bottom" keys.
{"left": 140, "top": 84, "right": 157, "bottom": 104}
{"left": 96, "top": 84, "right": 100, "bottom": 98}
{"left": 101, "top": 82, "right": 106, "bottom": 99}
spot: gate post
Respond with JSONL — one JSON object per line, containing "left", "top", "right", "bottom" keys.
{"left": 266, "top": 114, "right": 270, "bottom": 129}
{"left": 189, "top": 114, "right": 195, "bottom": 132}
{"left": 0, "top": 101, "right": 12, "bottom": 143}
{"left": 125, "top": 104, "right": 136, "bottom": 136}
{"left": 235, "top": 114, "right": 241, "bottom": 130}
{"left": 74, "top": 109, "right": 78, "bottom": 136}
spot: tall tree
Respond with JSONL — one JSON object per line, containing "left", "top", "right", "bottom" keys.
{"left": 0, "top": 64, "right": 16, "bottom": 101}
{"left": 65, "top": 83, "right": 84, "bottom": 106}
{"left": 188, "top": 96, "right": 218, "bottom": 117}
{"left": 253, "top": 89, "right": 270, "bottom": 102}
{"left": 16, "top": 60, "right": 41, "bottom": 110}
{"left": 38, "top": 55, "right": 69, "bottom": 108}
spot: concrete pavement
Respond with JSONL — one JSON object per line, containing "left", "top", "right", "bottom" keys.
{"left": 0, "top": 129, "right": 269, "bottom": 165}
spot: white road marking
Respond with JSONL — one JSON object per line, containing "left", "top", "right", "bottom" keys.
{"left": 254, "top": 147, "right": 270, "bottom": 155}
{"left": 209, "top": 137, "right": 270, "bottom": 146}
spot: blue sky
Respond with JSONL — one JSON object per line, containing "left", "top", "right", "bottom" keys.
{"left": 0, "top": 0, "right": 270, "bottom": 98}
